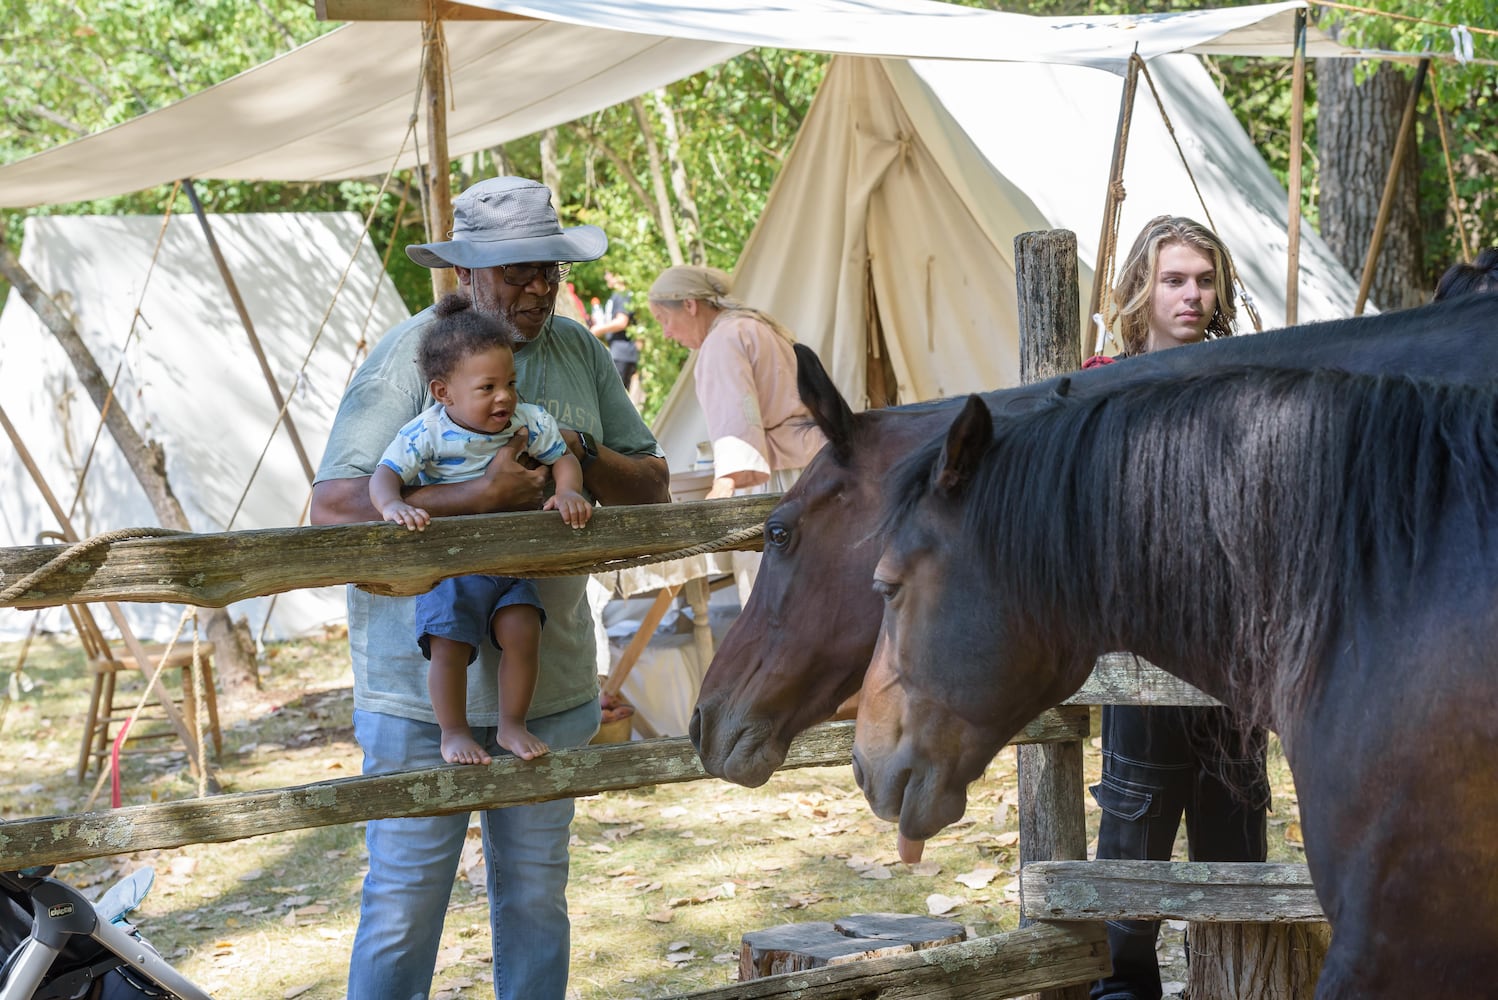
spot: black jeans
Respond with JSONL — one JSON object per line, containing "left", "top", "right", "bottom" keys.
{"left": 1089, "top": 704, "right": 1269, "bottom": 1000}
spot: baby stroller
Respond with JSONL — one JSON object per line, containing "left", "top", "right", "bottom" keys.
{"left": 0, "top": 866, "right": 213, "bottom": 999}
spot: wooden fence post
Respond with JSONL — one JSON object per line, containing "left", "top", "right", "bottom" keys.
{"left": 1014, "top": 229, "right": 1092, "bottom": 1000}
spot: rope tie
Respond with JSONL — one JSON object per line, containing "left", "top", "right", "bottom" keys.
{"left": 0, "top": 527, "right": 187, "bottom": 605}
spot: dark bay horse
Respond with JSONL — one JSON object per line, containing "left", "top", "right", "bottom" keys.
{"left": 691, "top": 293, "right": 1498, "bottom": 788}
{"left": 854, "top": 368, "right": 1498, "bottom": 998}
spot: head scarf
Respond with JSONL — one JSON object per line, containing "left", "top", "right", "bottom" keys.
{"left": 648, "top": 265, "right": 796, "bottom": 343}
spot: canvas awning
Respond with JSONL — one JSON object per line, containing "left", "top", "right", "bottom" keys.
{"left": 0, "top": 0, "right": 1370, "bottom": 209}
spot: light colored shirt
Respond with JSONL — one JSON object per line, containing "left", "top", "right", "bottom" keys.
{"left": 694, "top": 313, "right": 826, "bottom": 481}
{"left": 317, "top": 309, "right": 663, "bottom": 724}
{"left": 378, "top": 401, "right": 566, "bottom": 486}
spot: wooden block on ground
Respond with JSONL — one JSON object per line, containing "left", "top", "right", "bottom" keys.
{"left": 740, "top": 922, "right": 911, "bottom": 981}
{"left": 831, "top": 913, "right": 965, "bottom": 950}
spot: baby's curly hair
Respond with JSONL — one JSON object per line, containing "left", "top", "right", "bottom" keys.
{"left": 419, "top": 293, "right": 521, "bottom": 384}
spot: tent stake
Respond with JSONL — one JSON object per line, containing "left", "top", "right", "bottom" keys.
{"left": 1285, "top": 9, "right": 1308, "bottom": 326}
{"left": 182, "top": 179, "right": 317, "bottom": 485}
{"left": 1354, "top": 57, "right": 1430, "bottom": 315}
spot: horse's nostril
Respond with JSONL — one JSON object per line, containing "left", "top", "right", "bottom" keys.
{"left": 688, "top": 708, "right": 703, "bottom": 750}
{"left": 850, "top": 749, "right": 866, "bottom": 790}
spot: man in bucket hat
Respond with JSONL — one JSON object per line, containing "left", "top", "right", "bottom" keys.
{"left": 312, "top": 177, "right": 669, "bottom": 1000}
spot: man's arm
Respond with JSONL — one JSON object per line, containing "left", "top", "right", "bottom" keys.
{"left": 561, "top": 429, "right": 670, "bottom": 506}
{"left": 589, "top": 313, "right": 629, "bottom": 339}
{"left": 311, "top": 438, "right": 550, "bottom": 526}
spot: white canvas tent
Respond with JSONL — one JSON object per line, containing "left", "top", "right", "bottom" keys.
{"left": 650, "top": 52, "right": 1364, "bottom": 471}
{"left": 0, "top": 1, "right": 1371, "bottom": 210}
{"left": 0, "top": 212, "right": 409, "bottom": 642}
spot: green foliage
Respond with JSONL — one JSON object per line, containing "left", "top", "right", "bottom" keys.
{"left": 1313, "top": 0, "right": 1498, "bottom": 277}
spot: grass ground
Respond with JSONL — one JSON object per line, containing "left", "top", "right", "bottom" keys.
{"left": 0, "top": 628, "right": 1304, "bottom": 999}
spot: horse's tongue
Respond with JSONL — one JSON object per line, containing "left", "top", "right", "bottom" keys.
{"left": 897, "top": 833, "right": 925, "bottom": 864}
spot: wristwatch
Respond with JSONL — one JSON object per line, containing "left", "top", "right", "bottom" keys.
{"left": 577, "top": 430, "right": 599, "bottom": 468}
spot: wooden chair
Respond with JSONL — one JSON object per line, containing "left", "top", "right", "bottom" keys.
{"left": 68, "top": 599, "right": 221, "bottom": 782}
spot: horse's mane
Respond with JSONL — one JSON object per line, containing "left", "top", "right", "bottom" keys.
{"left": 879, "top": 365, "right": 1498, "bottom": 726}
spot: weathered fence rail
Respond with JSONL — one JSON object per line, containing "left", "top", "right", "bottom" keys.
{"left": 670, "top": 923, "right": 1109, "bottom": 1000}
{"left": 0, "top": 713, "right": 1090, "bottom": 871}
{"left": 0, "top": 497, "right": 776, "bottom": 609}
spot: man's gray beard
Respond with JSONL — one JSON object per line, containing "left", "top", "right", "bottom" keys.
{"left": 512, "top": 305, "right": 556, "bottom": 348}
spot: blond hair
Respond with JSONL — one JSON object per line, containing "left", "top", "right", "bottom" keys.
{"left": 1112, "top": 215, "right": 1238, "bottom": 356}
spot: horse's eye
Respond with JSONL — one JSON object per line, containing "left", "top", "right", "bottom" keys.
{"left": 872, "top": 578, "right": 901, "bottom": 602}
{"left": 766, "top": 523, "right": 791, "bottom": 549}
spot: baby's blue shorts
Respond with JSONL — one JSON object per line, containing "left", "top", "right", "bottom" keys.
{"left": 414, "top": 574, "right": 545, "bottom": 663}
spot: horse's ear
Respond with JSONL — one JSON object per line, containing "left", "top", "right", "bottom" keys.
{"left": 795, "top": 344, "right": 857, "bottom": 464}
{"left": 933, "top": 395, "right": 993, "bottom": 497}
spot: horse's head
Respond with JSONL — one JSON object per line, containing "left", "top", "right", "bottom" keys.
{"left": 692, "top": 346, "right": 946, "bottom": 786}
{"left": 851, "top": 395, "right": 1082, "bottom": 840}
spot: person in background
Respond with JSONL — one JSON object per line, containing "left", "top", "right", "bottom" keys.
{"left": 647, "top": 264, "right": 826, "bottom": 598}
{"left": 1086, "top": 216, "right": 1269, "bottom": 1000}
{"left": 1434, "top": 246, "right": 1498, "bottom": 301}
{"left": 311, "top": 175, "right": 669, "bottom": 1000}
{"left": 590, "top": 270, "right": 640, "bottom": 397}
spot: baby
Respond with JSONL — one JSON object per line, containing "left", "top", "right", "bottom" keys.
{"left": 369, "top": 294, "right": 592, "bottom": 764}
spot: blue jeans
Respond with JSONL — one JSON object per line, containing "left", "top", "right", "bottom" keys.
{"left": 347, "top": 699, "right": 601, "bottom": 1000}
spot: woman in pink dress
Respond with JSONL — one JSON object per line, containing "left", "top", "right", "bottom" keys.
{"left": 648, "top": 265, "right": 826, "bottom": 597}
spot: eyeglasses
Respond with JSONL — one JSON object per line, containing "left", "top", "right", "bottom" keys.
{"left": 499, "top": 262, "right": 570, "bottom": 287}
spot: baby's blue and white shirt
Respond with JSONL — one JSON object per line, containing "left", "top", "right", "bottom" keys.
{"left": 377, "top": 401, "right": 567, "bottom": 486}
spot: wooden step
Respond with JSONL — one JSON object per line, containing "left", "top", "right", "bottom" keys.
{"left": 1021, "top": 860, "right": 1323, "bottom": 923}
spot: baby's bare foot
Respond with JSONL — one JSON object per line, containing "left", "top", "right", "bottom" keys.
{"left": 497, "top": 723, "right": 550, "bottom": 761}
{"left": 441, "top": 731, "right": 493, "bottom": 765}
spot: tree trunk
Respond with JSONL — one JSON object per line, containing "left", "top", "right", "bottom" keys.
{"left": 633, "top": 96, "right": 685, "bottom": 266}
{"left": 0, "top": 239, "right": 260, "bottom": 692}
{"left": 1185, "top": 922, "right": 1330, "bottom": 1000}
{"left": 489, "top": 143, "right": 511, "bottom": 178}
{"left": 653, "top": 87, "right": 705, "bottom": 265}
{"left": 1316, "top": 58, "right": 1425, "bottom": 310}
{"left": 540, "top": 127, "right": 562, "bottom": 209}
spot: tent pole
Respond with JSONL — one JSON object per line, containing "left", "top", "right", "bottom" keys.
{"left": 1087, "top": 55, "right": 1141, "bottom": 347}
{"left": 424, "top": 18, "right": 457, "bottom": 301}
{"left": 1354, "top": 57, "right": 1429, "bottom": 316}
{"left": 1285, "top": 9, "right": 1308, "bottom": 326}
{"left": 182, "top": 179, "right": 317, "bottom": 486}
{"left": 0, "top": 403, "right": 211, "bottom": 786}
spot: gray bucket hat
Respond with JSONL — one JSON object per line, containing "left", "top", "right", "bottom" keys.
{"left": 406, "top": 177, "right": 608, "bottom": 269}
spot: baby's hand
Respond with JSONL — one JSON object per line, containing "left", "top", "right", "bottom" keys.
{"left": 382, "top": 501, "right": 430, "bottom": 531}
{"left": 544, "top": 490, "right": 593, "bottom": 529}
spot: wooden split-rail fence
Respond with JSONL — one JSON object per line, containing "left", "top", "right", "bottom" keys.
{"left": 0, "top": 230, "right": 1330, "bottom": 999}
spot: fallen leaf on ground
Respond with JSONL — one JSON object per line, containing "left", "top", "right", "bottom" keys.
{"left": 956, "top": 866, "right": 1000, "bottom": 889}
{"left": 645, "top": 910, "right": 675, "bottom": 923}
{"left": 927, "top": 893, "right": 967, "bottom": 916}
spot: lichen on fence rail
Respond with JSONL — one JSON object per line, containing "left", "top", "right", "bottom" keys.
{"left": 0, "top": 712, "right": 1089, "bottom": 871}
{"left": 0, "top": 496, "right": 776, "bottom": 609}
